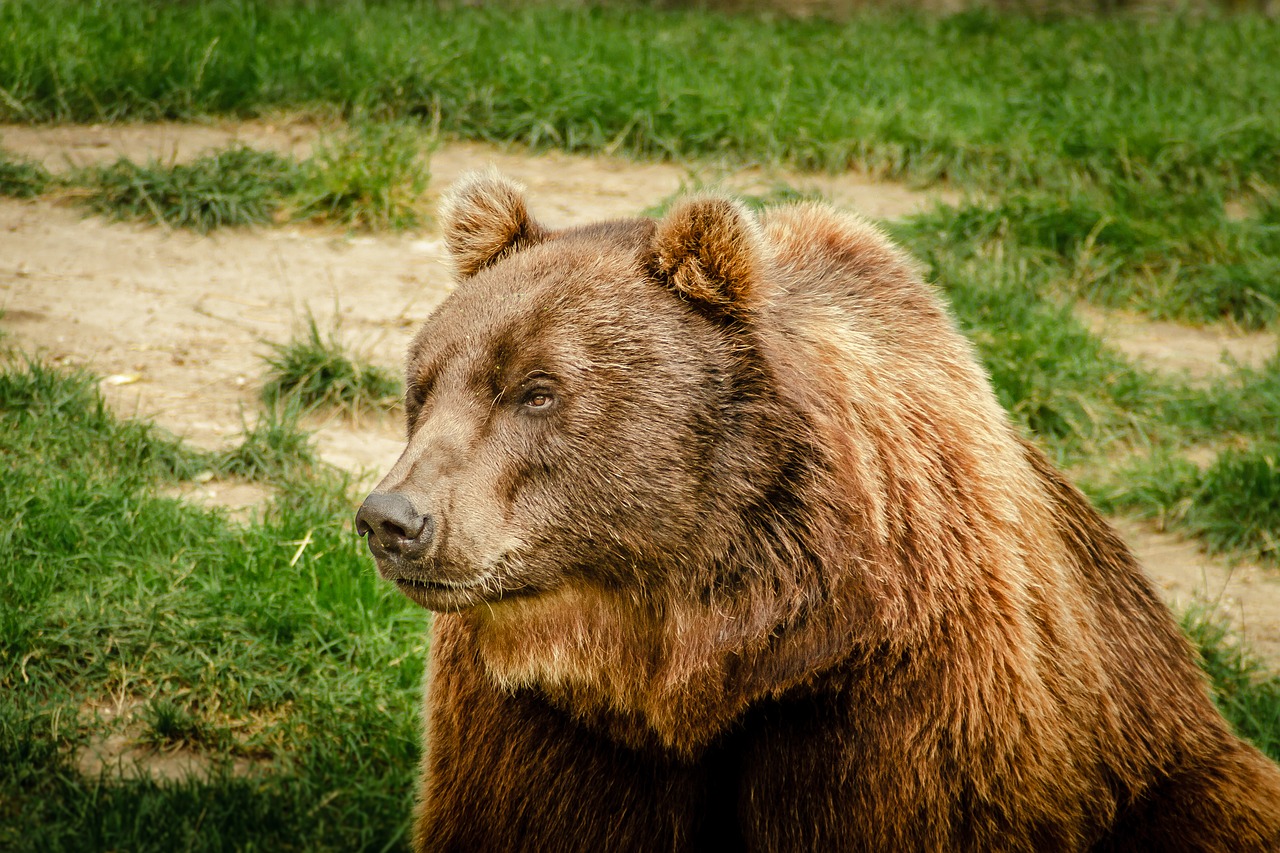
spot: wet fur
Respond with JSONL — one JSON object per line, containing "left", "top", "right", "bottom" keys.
{"left": 387, "top": 174, "right": 1280, "bottom": 851}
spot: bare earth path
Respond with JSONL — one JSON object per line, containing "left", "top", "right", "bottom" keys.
{"left": 2, "top": 121, "right": 1278, "bottom": 668}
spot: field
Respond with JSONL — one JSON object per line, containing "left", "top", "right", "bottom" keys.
{"left": 3, "top": 1, "right": 1280, "bottom": 850}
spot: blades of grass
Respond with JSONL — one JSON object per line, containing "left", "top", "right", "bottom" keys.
{"left": 291, "top": 122, "right": 433, "bottom": 231}
{"left": 215, "top": 401, "right": 318, "bottom": 482}
{"left": 0, "top": 145, "right": 51, "bottom": 197}
{"left": 1185, "top": 608, "right": 1280, "bottom": 758}
{"left": 78, "top": 146, "right": 301, "bottom": 233}
{"left": 259, "top": 315, "right": 400, "bottom": 417}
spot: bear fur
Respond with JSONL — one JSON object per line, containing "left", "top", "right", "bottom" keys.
{"left": 357, "top": 171, "right": 1280, "bottom": 852}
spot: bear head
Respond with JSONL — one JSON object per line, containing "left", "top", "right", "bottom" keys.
{"left": 357, "top": 171, "right": 818, "bottom": 615}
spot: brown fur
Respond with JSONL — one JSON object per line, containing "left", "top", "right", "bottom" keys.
{"left": 359, "top": 172, "right": 1280, "bottom": 852}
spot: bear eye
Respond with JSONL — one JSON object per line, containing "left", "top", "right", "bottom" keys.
{"left": 522, "top": 391, "right": 555, "bottom": 411}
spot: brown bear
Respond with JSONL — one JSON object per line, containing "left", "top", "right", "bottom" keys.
{"left": 355, "top": 170, "right": 1280, "bottom": 852}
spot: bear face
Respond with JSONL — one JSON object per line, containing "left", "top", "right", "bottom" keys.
{"left": 358, "top": 173, "right": 832, "bottom": 613}
{"left": 357, "top": 173, "right": 862, "bottom": 744}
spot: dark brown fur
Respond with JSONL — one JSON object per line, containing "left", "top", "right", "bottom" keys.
{"left": 360, "top": 173, "right": 1280, "bottom": 852}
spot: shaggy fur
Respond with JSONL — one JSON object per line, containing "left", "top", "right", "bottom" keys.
{"left": 357, "top": 172, "right": 1280, "bottom": 852}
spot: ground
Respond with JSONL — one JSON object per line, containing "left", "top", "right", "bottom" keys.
{"left": 2, "top": 120, "right": 1278, "bottom": 671}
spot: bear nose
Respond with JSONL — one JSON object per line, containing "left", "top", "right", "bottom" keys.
{"left": 355, "top": 492, "right": 434, "bottom": 552}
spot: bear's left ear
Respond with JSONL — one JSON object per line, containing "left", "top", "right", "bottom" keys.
{"left": 650, "top": 196, "right": 765, "bottom": 319}
{"left": 438, "top": 170, "right": 547, "bottom": 279}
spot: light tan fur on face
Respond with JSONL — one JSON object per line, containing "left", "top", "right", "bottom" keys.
{"left": 375, "top": 397, "right": 524, "bottom": 592}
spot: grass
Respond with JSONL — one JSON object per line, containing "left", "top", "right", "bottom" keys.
{"left": 1085, "top": 347, "right": 1280, "bottom": 562}
{"left": 3, "top": 3, "right": 1276, "bottom": 190}
{"left": 0, "top": 146, "right": 52, "bottom": 197}
{"left": 260, "top": 316, "right": 400, "bottom": 417}
{"left": 215, "top": 403, "right": 319, "bottom": 481}
{"left": 934, "top": 190, "right": 1280, "bottom": 330}
{"left": 1185, "top": 609, "right": 1280, "bottom": 759}
{"left": 79, "top": 146, "right": 300, "bottom": 232}
{"left": 1101, "top": 443, "right": 1280, "bottom": 565}
{"left": 76, "top": 124, "right": 432, "bottom": 233}
{"left": 643, "top": 179, "right": 826, "bottom": 218}
{"left": 0, "top": 354, "right": 427, "bottom": 851}
{"left": 292, "top": 122, "right": 433, "bottom": 231}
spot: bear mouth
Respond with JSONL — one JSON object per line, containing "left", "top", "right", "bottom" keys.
{"left": 389, "top": 574, "right": 479, "bottom": 610}
{"left": 371, "top": 548, "right": 535, "bottom": 611}
{"left": 389, "top": 572, "right": 533, "bottom": 612}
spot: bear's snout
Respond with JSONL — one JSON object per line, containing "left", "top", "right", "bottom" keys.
{"left": 355, "top": 492, "right": 434, "bottom": 559}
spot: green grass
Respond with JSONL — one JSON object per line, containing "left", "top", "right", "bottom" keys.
{"left": 215, "top": 403, "right": 319, "bottom": 481}
{"left": 2, "top": 1, "right": 1274, "bottom": 319}
{"left": 934, "top": 189, "right": 1280, "bottom": 329}
{"left": 643, "top": 179, "right": 826, "bottom": 218}
{"left": 0, "top": 355, "right": 427, "bottom": 851}
{"left": 1102, "top": 443, "right": 1280, "bottom": 564}
{"left": 75, "top": 125, "right": 433, "bottom": 233}
{"left": 260, "top": 317, "right": 400, "bottom": 417}
{"left": 3, "top": 3, "right": 1276, "bottom": 192}
{"left": 0, "top": 146, "right": 52, "bottom": 197}
{"left": 1086, "top": 348, "right": 1280, "bottom": 562}
{"left": 1185, "top": 610, "right": 1280, "bottom": 759}
{"left": 293, "top": 122, "right": 433, "bottom": 231}
{"left": 79, "top": 146, "right": 300, "bottom": 232}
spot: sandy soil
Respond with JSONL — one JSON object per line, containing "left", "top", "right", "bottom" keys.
{"left": 1076, "top": 303, "right": 1274, "bottom": 383}
{"left": 2, "top": 121, "right": 1278, "bottom": 672}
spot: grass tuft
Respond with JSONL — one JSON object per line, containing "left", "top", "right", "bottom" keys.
{"left": 140, "top": 698, "right": 224, "bottom": 751}
{"left": 260, "top": 316, "right": 400, "bottom": 416}
{"left": 1182, "top": 446, "right": 1280, "bottom": 561}
{"left": 79, "top": 146, "right": 300, "bottom": 233}
{"left": 1101, "top": 443, "right": 1280, "bottom": 565}
{"left": 294, "top": 123, "right": 433, "bottom": 231}
{"left": 73, "top": 126, "right": 432, "bottom": 233}
{"left": 1185, "top": 609, "right": 1280, "bottom": 758}
{"left": 0, "top": 146, "right": 51, "bottom": 197}
{"left": 215, "top": 404, "right": 317, "bottom": 481}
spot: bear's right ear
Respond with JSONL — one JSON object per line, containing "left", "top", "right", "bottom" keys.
{"left": 649, "top": 196, "right": 765, "bottom": 320}
{"left": 438, "top": 170, "right": 546, "bottom": 279}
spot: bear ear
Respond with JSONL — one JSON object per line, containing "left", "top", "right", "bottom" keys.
{"left": 649, "top": 196, "right": 765, "bottom": 319}
{"left": 438, "top": 170, "right": 547, "bottom": 279}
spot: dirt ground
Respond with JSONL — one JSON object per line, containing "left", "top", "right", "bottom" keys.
{"left": 3, "top": 120, "right": 1279, "bottom": 668}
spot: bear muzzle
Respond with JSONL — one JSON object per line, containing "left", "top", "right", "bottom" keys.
{"left": 355, "top": 491, "right": 510, "bottom": 610}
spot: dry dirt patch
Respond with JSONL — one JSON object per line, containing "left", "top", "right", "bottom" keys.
{"left": 1076, "top": 303, "right": 1276, "bottom": 383}
{"left": 1116, "top": 519, "right": 1280, "bottom": 665}
{"left": 0, "top": 118, "right": 954, "bottom": 221}
{"left": 3, "top": 121, "right": 1278, "bottom": 671}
